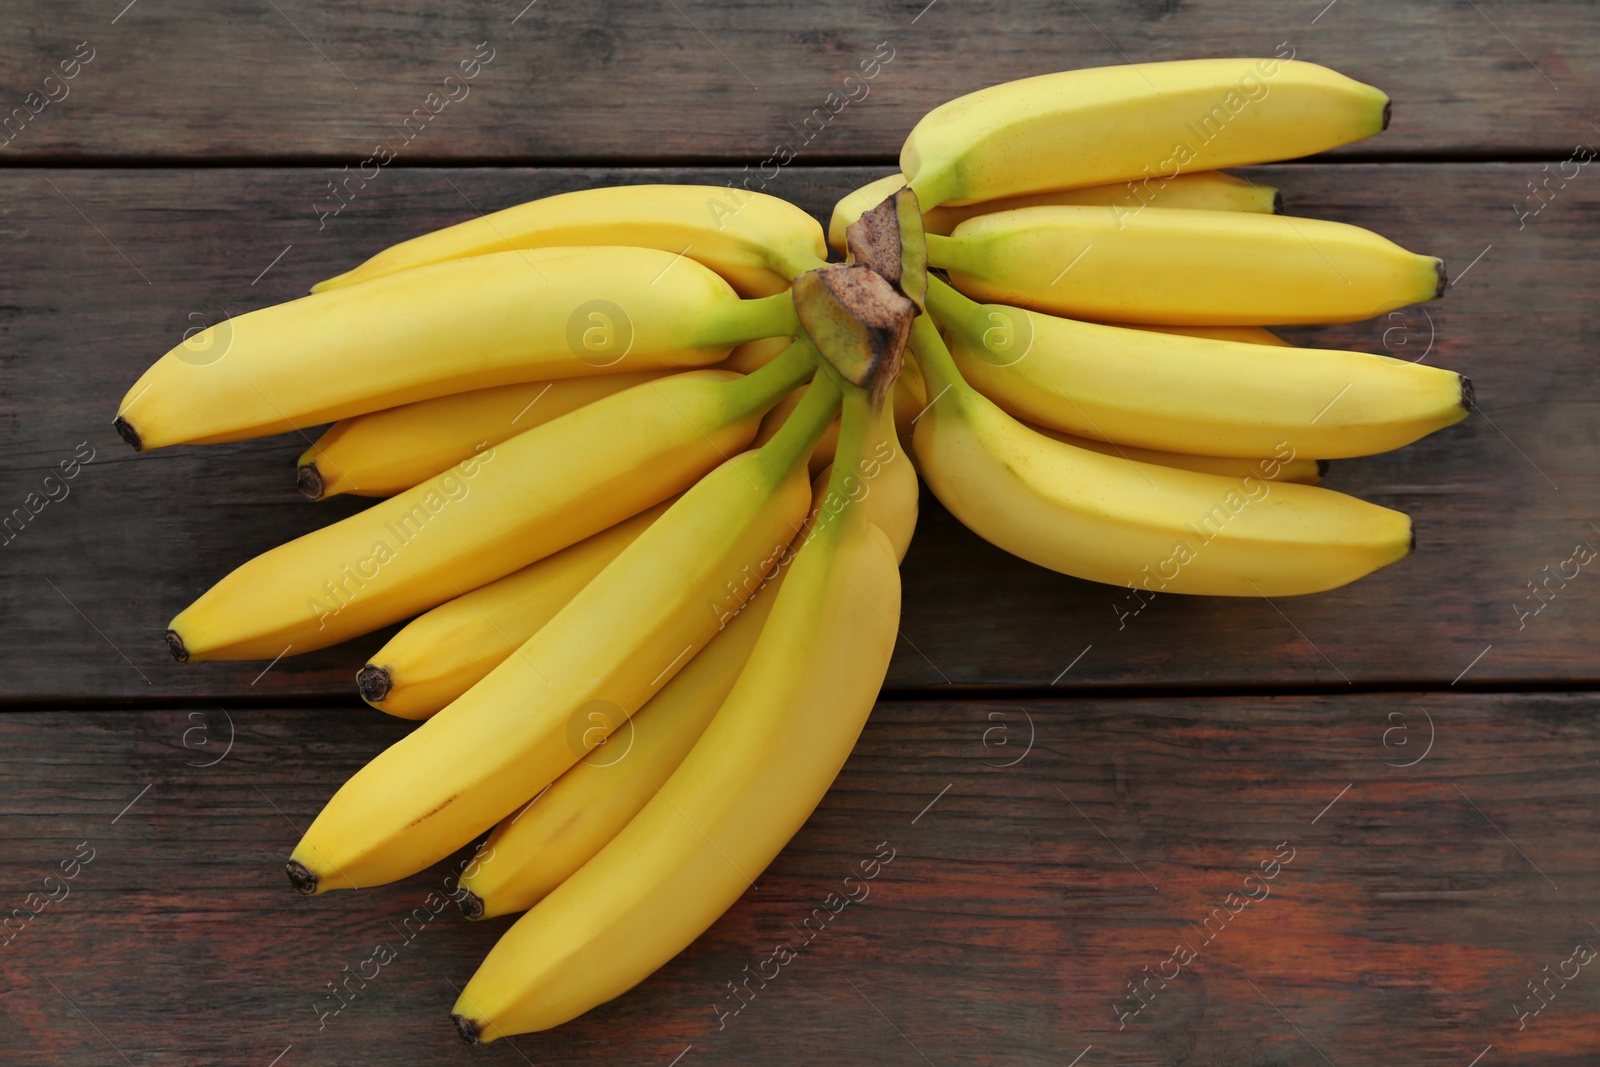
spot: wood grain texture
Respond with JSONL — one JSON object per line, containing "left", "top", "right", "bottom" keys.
{"left": 0, "top": 1, "right": 1591, "bottom": 162}
{"left": 1, "top": 163, "right": 1595, "bottom": 703}
{"left": 1, "top": 692, "right": 1596, "bottom": 1065}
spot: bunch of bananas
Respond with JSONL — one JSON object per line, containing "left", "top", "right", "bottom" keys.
{"left": 117, "top": 58, "right": 1468, "bottom": 1042}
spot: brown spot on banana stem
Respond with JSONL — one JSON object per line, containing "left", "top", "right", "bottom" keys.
{"left": 285, "top": 860, "right": 318, "bottom": 896}
{"left": 113, "top": 416, "right": 142, "bottom": 452}
{"left": 846, "top": 187, "right": 928, "bottom": 310}
{"left": 296, "top": 463, "right": 325, "bottom": 501}
{"left": 792, "top": 264, "right": 914, "bottom": 407}
{"left": 356, "top": 664, "right": 391, "bottom": 703}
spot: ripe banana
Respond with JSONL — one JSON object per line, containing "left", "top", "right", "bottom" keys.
{"left": 908, "top": 314, "right": 1413, "bottom": 596}
{"left": 927, "top": 276, "right": 1470, "bottom": 458}
{"left": 115, "top": 246, "right": 798, "bottom": 450}
{"left": 901, "top": 59, "right": 1389, "bottom": 208}
{"left": 457, "top": 401, "right": 916, "bottom": 920}
{"left": 1117, "top": 323, "right": 1289, "bottom": 346}
{"left": 930, "top": 205, "right": 1443, "bottom": 325}
{"left": 167, "top": 344, "right": 814, "bottom": 661}
{"left": 301, "top": 336, "right": 797, "bottom": 500}
{"left": 313, "top": 184, "right": 829, "bottom": 297}
{"left": 299, "top": 373, "right": 665, "bottom": 500}
{"left": 358, "top": 502, "right": 672, "bottom": 720}
{"left": 829, "top": 169, "right": 1278, "bottom": 249}
{"left": 451, "top": 386, "right": 902, "bottom": 1040}
{"left": 1027, "top": 424, "right": 1324, "bottom": 484}
{"left": 285, "top": 371, "right": 840, "bottom": 893}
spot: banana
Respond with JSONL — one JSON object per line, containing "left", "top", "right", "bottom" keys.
{"left": 1027, "top": 424, "right": 1324, "bottom": 484}
{"left": 451, "top": 386, "right": 902, "bottom": 1040}
{"left": 900, "top": 59, "right": 1389, "bottom": 208}
{"left": 299, "top": 373, "right": 664, "bottom": 500}
{"left": 358, "top": 502, "right": 672, "bottom": 720}
{"left": 930, "top": 205, "right": 1443, "bottom": 326}
{"left": 1115, "top": 323, "right": 1289, "bottom": 346}
{"left": 456, "top": 400, "right": 916, "bottom": 920}
{"left": 829, "top": 169, "right": 1278, "bottom": 249}
{"left": 115, "top": 246, "right": 798, "bottom": 450}
{"left": 166, "top": 343, "right": 814, "bottom": 661}
{"left": 927, "top": 276, "right": 1469, "bottom": 458}
{"left": 908, "top": 314, "right": 1413, "bottom": 596}
{"left": 313, "top": 184, "right": 829, "bottom": 297}
{"left": 285, "top": 371, "right": 840, "bottom": 894}
{"left": 301, "top": 336, "right": 797, "bottom": 500}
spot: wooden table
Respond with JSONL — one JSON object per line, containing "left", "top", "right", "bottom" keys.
{"left": 3, "top": 3, "right": 1596, "bottom": 1063}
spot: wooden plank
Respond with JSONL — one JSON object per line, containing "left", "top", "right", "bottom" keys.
{"left": 1, "top": 162, "right": 1595, "bottom": 702}
{"left": 1, "top": 692, "right": 1596, "bottom": 1064}
{"left": 0, "top": 1, "right": 1590, "bottom": 161}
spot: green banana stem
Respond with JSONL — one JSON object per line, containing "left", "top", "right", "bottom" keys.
{"left": 822, "top": 385, "right": 875, "bottom": 538}
{"left": 907, "top": 313, "right": 970, "bottom": 403}
{"left": 925, "top": 273, "right": 981, "bottom": 322}
{"left": 923, "top": 233, "right": 966, "bottom": 272}
{"left": 724, "top": 336, "right": 816, "bottom": 417}
{"left": 756, "top": 355, "right": 842, "bottom": 482}
{"left": 774, "top": 248, "right": 830, "bottom": 279}
{"left": 698, "top": 291, "right": 802, "bottom": 348}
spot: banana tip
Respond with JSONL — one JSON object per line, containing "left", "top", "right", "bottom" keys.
{"left": 356, "top": 664, "right": 391, "bottom": 704}
{"left": 165, "top": 629, "right": 189, "bottom": 663}
{"left": 1459, "top": 375, "right": 1475, "bottom": 413}
{"left": 1434, "top": 259, "right": 1449, "bottom": 299}
{"left": 452, "top": 1014, "right": 481, "bottom": 1045}
{"left": 285, "top": 860, "right": 318, "bottom": 896}
{"left": 457, "top": 888, "right": 485, "bottom": 920}
{"left": 1409, "top": 521, "right": 1417, "bottom": 554}
{"left": 1381, "top": 99, "right": 1392, "bottom": 132}
{"left": 1272, "top": 190, "right": 1284, "bottom": 215}
{"left": 296, "top": 463, "right": 325, "bottom": 501}
{"left": 113, "top": 416, "right": 142, "bottom": 452}
{"left": 1316, "top": 459, "right": 1330, "bottom": 477}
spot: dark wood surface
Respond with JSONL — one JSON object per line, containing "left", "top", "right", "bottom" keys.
{"left": 3, "top": 694, "right": 1598, "bottom": 1066}
{"left": 4, "top": 2, "right": 1597, "bottom": 1064}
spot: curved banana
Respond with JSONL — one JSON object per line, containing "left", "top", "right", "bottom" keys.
{"left": 313, "top": 185, "right": 829, "bottom": 298}
{"left": 451, "top": 386, "right": 902, "bottom": 1040}
{"left": 167, "top": 344, "right": 814, "bottom": 661}
{"left": 931, "top": 205, "right": 1443, "bottom": 326}
{"left": 299, "top": 373, "right": 664, "bottom": 500}
{"left": 285, "top": 371, "right": 840, "bottom": 893}
{"left": 928, "top": 277, "right": 1469, "bottom": 458}
{"left": 301, "top": 337, "right": 797, "bottom": 500}
{"left": 358, "top": 502, "right": 672, "bottom": 720}
{"left": 453, "top": 401, "right": 916, "bottom": 920}
{"left": 829, "top": 169, "right": 1278, "bottom": 249}
{"left": 1117, "top": 323, "right": 1289, "bottom": 346}
{"left": 901, "top": 59, "right": 1388, "bottom": 208}
{"left": 908, "top": 315, "right": 1412, "bottom": 596}
{"left": 115, "top": 246, "right": 797, "bottom": 450}
{"left": 1028, "top": 424, "right": 1324, "bottom": 484}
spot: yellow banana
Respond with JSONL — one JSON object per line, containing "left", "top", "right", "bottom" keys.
{"left": 931, "top": 205, "right": 1443, "bottom": 325}
{"left": 908, "top": 315, "right": 1412, "bottom": 596}
{"left": 451, "top": 386, "right": 902, "bottom": 1040}
{"left": 900, "top": 59, "right": 1389, "bottom": 208}
{"left": 928, "top": 277, "right": 1469, "bottom": 458}
{"left": 1028, "top": 424, "right": 1324, "bottom": 484}
{"left": 299, "top": 373, "right": 664, "bottom": 500}
{"left": 454, "top": 404, "right": 916, "bottom": 920}
{"left": 285, "top": 371, "right": 840, "bottom": 894}
{"left": 301, "top": 336, "right": 796, "bottom": 500}
{"left": 115, "top": 246, "right": 797, "bottom": 450}
{"left": 167, "top": 344, "right": 814, "bottom": 661}
{"left": 313, "top": 184, "right": 828, "bottom": 297}
{"left": 829, "top": 169, "right": 1278, "bottom": 249}
{"left": 358, "top": 502, "right": 672, "bottom": 720}
{"left": 1116, "top": 323, "right": 1289, "bottom": 346}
